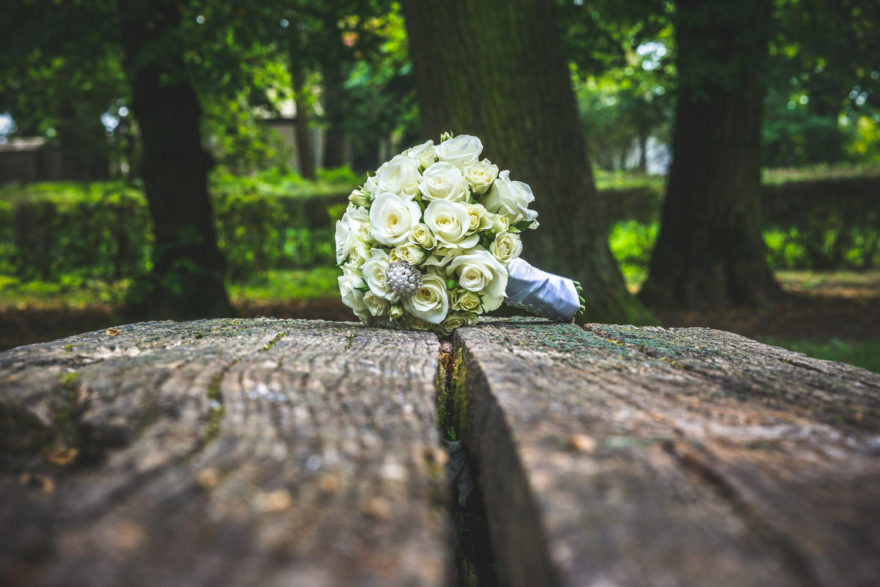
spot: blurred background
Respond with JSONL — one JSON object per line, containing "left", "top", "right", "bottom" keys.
{"left": 0, "top": 0, "right": 877, "bottom": 371}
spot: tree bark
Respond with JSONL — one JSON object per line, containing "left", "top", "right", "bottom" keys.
{"left": 321, "top": 63, "right": 350, "bottom": 169}
{"left": 117, "top": 0, "right": 233, "bottom": 319}
{"left": 290, "top": 61, "right": 317, "bottom": 181}
{"left": 401, "top": 0, "right": 651, "bottom": 324}
{"left": 639, "top": 0, "right": 780, "bottom": 309}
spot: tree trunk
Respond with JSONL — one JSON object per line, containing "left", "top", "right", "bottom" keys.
{"left": 321, "top": 63, "right": 350, "bottom": 169}
{"left": 117, "top": 0, "right": 233, "bottom": 319}
{"left": 401, "top": 0, "right": 652, "bottom": 324}
{"left": 639, "top": 0, "right": 780, "bottom": 309}
{"left": 638, "top": 134, "right": 649, "bottom": 172}
{"left": 290, "top": 63, "right": 317, "bottom": 181}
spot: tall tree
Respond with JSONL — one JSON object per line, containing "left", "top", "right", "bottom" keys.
{"left": 401, "top": 0, "right": 652, "bottom": 324}
{"left": 639, "top": 0, "right": 780, "bottom": 309}
{"left": 118, "top": 0, "right": 234, "bottom": 318}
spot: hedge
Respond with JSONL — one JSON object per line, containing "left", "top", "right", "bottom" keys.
{"left": 0, "top": 175, "right": 877, "bottom": 282}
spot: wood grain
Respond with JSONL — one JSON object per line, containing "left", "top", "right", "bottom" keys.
{"left": 0, "top": 319, "right": 449, "bottom": 587}
{"left": 454, "top": 318, "right": 880, "bottom": 587}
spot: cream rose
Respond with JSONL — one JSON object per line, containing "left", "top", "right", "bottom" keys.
{"left": 377, "top": 154, "right": 422, "bottom": 195}
{"left": 404, "top": 140, "right": 437, "bottom": 169}
{"left": 463, "top": 159, "right": 499, "bottom": 195}
{"left": 451, "top": 289, "right": 482, "bottom": 312}
{"left": 488, "top": 212, "right": 510, "bottom": 233}
{"left": 490, "top": 232, "right": 522, "bottom": 263}
{"left": 391, "top": 242, "right": 427, "bottom": 266}
{"left": 363, "top": 292, "right": 390, "bottom": 317}
{"left": 483, "top": 170, "right": 538, "bottom": 225}
{"left": 465, "top": 203, "right": 488, "bottom": 233}
{"left": 438, "top": 311, "right": 479, "bottom": 335}
{"left": 435, "top": 135, "right": 483, "bottom": 169}
{"left": 344, "top": 239, "right": 371, "bottom": 269}
{"left": 402, "top": 273, "right": 449, "bottom": 324}
{"left": 448, "top": 250, "right": 508, "bottom": 311}
{"left": 348, "top": 188, "right": 370, "bottom": 207}
{"left": 418, "top": 162, "right": 469, "bottom": 202}
{"left": 424, "top": 200, "right": 480, "bottom": 248}
{"left": 369, "top": 192, "right": 422, "bottom": 246}
{"left": 408, "top": 223, "right": 435, "bottom": 249}
{"left": 361, "top": 248, "right": 396, "bottom": 301}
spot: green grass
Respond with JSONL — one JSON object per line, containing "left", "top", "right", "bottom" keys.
{"left": 761, "top": 338, "right": 880, "bottom": 374}
{"left": 775, "top": 269, "right": 880, "bottom": 293}
{"left": 0, "top": 274, "right": 130, "bottom": 307}
{"left": 0, "top": 268, "right": 341, "bottom": 310}
{"left": 593, "top": 169, "right": 664, "bottom": 191}
{"left": 228, "top": 268, "right": 340, "bottom": 302}
{"left": 762, "top": 163, "right": 880, "bottom": 184}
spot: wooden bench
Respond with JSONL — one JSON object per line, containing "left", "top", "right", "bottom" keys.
{"left": 1, "top": 318, "right": 878, "bottom": 586}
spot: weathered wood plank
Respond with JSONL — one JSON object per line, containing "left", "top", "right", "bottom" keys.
{"left": 454, "top": 319, "right": 880, "bottom": 587}
{"left": 0, "top": 319, "right": 449, "bottom": 587}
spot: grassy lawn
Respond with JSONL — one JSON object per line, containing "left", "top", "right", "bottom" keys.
{"left": 760, "top": 338, "right": 880, "bottom": 374}
{"left": 228, "top": 268, "right": 340, "bottom": 303}
{"left": 0, "top": 268, "right": 342, "bottom": 310}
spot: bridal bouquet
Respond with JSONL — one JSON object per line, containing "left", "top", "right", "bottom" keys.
{"left": 336, "top": 133, "right": 583, "bottom": 335}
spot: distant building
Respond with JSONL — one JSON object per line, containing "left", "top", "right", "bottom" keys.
{"left": 0, "top": 137, "right": 109, "bottom": 186}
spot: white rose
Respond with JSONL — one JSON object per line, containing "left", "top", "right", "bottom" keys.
{"left": 361, "top": 248, "right": 396, "bottom": 302}
{"left": 409, "top": 223, "right": 435, "bottom": 249}
{"left": 424, "top": 200, "right": 480, "bottom": 248}
{"left": 404, "top": 140, "right": 437, "bottom": 169}
{"left": 369, "top": 192, "right": 422, "bottom": 246}
{"left": 483, "top": 170, "right": 538, "bottom": 225}
{"left": 489, "top": 232, "right": 522, "bottom": 263}
{"left": 335, "top": 206, "right": 370, "bottom": 264}
{"left": 449, "top": 250, "right": 508, "bottom": 311}
{"left": 363, "top": 174, "right": 379, "bottom": 195}
{"left": 435, "top": 135, "right": 483, "bottom": 169}
{"left": 344, "top": 239, "right": 371, "bottom": 269}
{"left": 451, "top": 289, "right": 482, "bottom": 312}
{"left": 389, "top": 304, "right": 404, "bottom": 319}
{"left": 338, "top": 270, "right": 369, "bottom": 322}
{"left": 391, "top": 242, "right": 427, "bottom": 266}
{"left": 402, "top": 273, "right": 449, "bottom": 324}
{"left": 363, "top": 292, "right": 390, "bottom": 317}
{"left": 463, "top": 159, "right": 499, "bottom": 195}
{"left": 377, "top": 154, "right": 422, "bottom": 195}
{"left": 418, "top": 162, "right": 469, "bottom": 202}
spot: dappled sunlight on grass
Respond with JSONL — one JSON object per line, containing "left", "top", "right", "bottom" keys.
{"left": 762, "top": 163, "right": 880, "bottom": 184}
{"left": 228, "top": 268, "right": 341, "bottom": 302}
{"left": 776, "top": 270, "right": 880, "bottom": 298}
{"left": 761, "top": 338, "right": 880, "bottom": 373}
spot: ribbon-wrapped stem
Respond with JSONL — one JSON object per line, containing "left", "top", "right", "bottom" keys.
{"left": 504, "top": 258, "right": 585, "bottom": 321}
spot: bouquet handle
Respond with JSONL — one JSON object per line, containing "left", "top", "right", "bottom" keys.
{"left": 504, "top": 258, "right": 584, "bottom": 322}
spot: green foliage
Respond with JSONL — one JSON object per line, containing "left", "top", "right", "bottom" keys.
{"left": 0, "top": 0, "right": 125, "bottom": 174}
{"left": 0, "top": 173, "right": 356, "bottom": 284}
{"left": 608, "top": 220, "right": 657, "bottom": 288}
{"left": 0, "top": 275, "right": 130, "bottom": 308}
{"left": 2, "top": 170, "right": 876, "bottom": 291}
{"left": 762, "top": 338, "right": 880, "bottom": 374}
{"left": 0, "top": 182, "right": 152, "bottom": 281}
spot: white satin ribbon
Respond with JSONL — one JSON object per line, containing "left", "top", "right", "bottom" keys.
{"left": 504, "top": 258, "right": 582, "bottom": 321}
